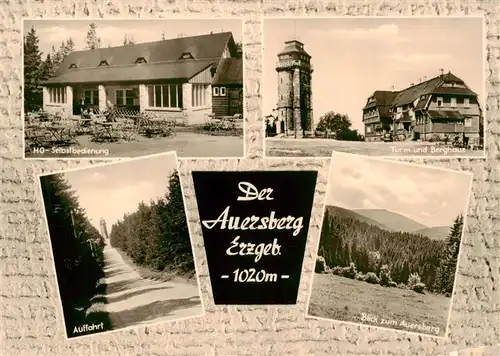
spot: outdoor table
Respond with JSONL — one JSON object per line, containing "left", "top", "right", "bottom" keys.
{"left": 46, "top": 123, "right": 77, "bottom": 145}
{"left": 96, "top": 122, "right": 118, "bottom": 142}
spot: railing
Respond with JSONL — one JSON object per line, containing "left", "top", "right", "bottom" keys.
{"left": 276, "top": 60, "right": 313, "bottom": 71}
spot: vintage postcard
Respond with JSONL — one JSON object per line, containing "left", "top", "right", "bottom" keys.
{"left": 306, "top": 151, "right": 473, "bottom": 338}
{"left": 38, "top": 151, "right": 204, "bottom": 339}
{"left": 263, "top": 17, "right": 485, "bottom": 158}
{"left": 23, "top": 19, "right": 244, "bottom": 159}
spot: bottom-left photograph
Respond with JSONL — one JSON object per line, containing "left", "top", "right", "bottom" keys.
{"left": 38, "top": 151, "right": 204, "bottom": 339}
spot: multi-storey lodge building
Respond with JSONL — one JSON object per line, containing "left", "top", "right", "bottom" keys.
{"left": 362, "top": 71, "right": 482, "bottom": 145}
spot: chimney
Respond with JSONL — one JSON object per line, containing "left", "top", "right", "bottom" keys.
{"left": 423, "top": 76, "right": 427, "bottom": 81}
{"left": 390, "top": 85, "right": 395, "bottom": 91}
{"left": 439, "top": 68, "right": 444, "bottom": 76}
{"left": 410, "top": 82, "right": 414, "bottom": 86}
{"left": 418, "top": 78, "right": 422, "bottom": 83}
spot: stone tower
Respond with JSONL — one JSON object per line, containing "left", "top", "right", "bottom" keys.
{"left": 275, "top": 40, "right": 313, "bottom": 138}
{"left": 99, "top": 218, "right": 109, "bottom": 242}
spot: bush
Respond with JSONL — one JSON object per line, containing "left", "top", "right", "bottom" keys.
{"left": 407, "top": 272, "right": 422, "bottom": 290}
{"left": 389, "top": 281, "right": 398, "bottom": 288}
{"left": 330, "top": 266, "right": 343, "bottom": 276}
{"left": 379, "top": 264, "right": 393, "bottom": 286}
{"left": 355, "top": 272, "right": 365, "bottom": 281}
{"left": 342, "top": 262, "right": 357, "bottom": 279}
{"left": 412, "top": 282, "right": 426, "bottom": 294}
{"left": 397, "top": 283, "right": 407, "bottom": 290}
{"left": 364, "top": 272, "right": 380, "bottom": 284}
{"left": 315, "top": 256, "right": 327, "bottom": 273}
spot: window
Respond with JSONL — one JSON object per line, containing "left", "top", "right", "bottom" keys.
{"left": 147, "top": 84, "right": 183, "bottom": 108}
{"left": 135, "top": 57, "right": 147, "bottom": 64}
{"left": 366, "top": 126, "right": 372, "bottom": 133}
{"left": 220, "top": 87, "right": 226, "bottom": 96}
{"left": 98, "top": 60, "right": 109, "bottom": 67}
{"left": 464, "top": 98, "right": 470, "bottom": 108}
{"left": 69, "top": 63, "right": 77, "bottom": 69}
{"left": 464, "top": 118, "right": 472, "bottom": 127}
{"left": 397, "top": 106, "right": 402, "bottom": 113}
{"left": 450, "top": 97, "right": 457, "bottom": 107}
{"left": 115, "top": 89, "right": 135, "bottom": 106}
{"left": 437, "top": 97, "right": 443, "bottom": 107}
{"left": 84, "top": 89, "right": 99, "bottom": 105}
{"left": 48, "top": 87, "right": 66, "bottom": 104}
{"left": 213, "top": 87, "right": 220, "bottom": 96}
{"left": 192, "top": 84, "right": 208, "bottom": 107}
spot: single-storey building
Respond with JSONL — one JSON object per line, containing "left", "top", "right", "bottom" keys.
{"left": 42, "top": 31, "right": 243, "bottom": 124}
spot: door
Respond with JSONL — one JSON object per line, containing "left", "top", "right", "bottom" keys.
{"left": 228, "top": 87, "right": 243, "bottom": 116}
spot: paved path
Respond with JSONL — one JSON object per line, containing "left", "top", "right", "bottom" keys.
{"left": 102, "top": 245, "right": 203, "bottom": 329}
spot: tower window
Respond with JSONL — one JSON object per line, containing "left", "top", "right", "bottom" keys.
{"left": 280, "top": 95, "right": 283, "bottom": 100}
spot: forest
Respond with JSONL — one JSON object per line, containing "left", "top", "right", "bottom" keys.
{"left": 40, "top": 174, "right": 108, "bottom": 337}
{"left": 318, "top": 206, "right": 464, "bottom": 295}
{"left": 109, "top": 171, "right": 195, "bottom": 279}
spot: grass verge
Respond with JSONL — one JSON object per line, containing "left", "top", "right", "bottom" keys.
{"left": 115, "top": 248, "right": 198, "bottom": 286}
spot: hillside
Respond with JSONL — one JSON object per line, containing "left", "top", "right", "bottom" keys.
{"left": 319, "top": 207, "right": 445, "bottom": 288}
{"left": 353, "top": 208, "right": 427, "bottom": 232}
{"left": 325, "top": 206, "right": 391, "bottom": 231}
{"left": 414, "top": 226, "right": 451, "bottom": 241}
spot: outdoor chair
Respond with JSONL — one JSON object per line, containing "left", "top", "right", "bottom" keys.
{"left": 115, "top": 119, "right": 138, "bottom": 141}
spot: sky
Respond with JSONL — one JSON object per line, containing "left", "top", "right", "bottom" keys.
{"left": 24, "top": 19, "right": 243, "bottom": 57}
{"left": 263, "top": 17, "right": 484, "bottom": 132}
{"left": 327, "top": 152, "right": 472, "bottom": 227}
{"left": 61, "top": 152, "right": 179, "bottom": 232}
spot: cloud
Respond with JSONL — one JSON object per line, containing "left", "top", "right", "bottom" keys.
{"left": 327, "top": 155, "right": 471, "bottom": 226}
{"left": 388, "top": 52, "right": 452, "bottom": 64}
{"left": 325, "top": 24, "right": 408, "bottom": 43}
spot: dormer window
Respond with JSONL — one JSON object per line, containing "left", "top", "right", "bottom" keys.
{"left": 135, "top": 57, "right": 147, "bottom": 64}
{"left": 69, "top": 63, "right": 78, "bottom": 69}
{"left": 98, "top": 60, "right": 109, "bottom": 67}
{"left": 180, "top": 52, "right": 194, "bottom": 60}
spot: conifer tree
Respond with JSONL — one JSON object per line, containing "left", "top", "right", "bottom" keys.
{"left": 85, "top": 23, "right": 101, "bottom": 50}
{"left": 433, "top": 214, "right": 464, "bottom": 294}
{"left": 23, "top": 26, "right": 43, "bottom": 112}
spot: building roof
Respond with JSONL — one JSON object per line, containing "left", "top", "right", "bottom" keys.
{"left": 390, "top": 71, "right": 477, "bottom": 108}
{"left": 45, "top": 31, "right": 235, "bottom": 84}
{"left": 212, "top": 58, "right": 243, "bottom": 85}
{"left": 44, "top": 59, "right": 216, "bottom": 84}
{"left": 278, "top": 39, "right": 311, "bottom": 57}
{"left": 363, "top": 90, "right": 398, "bottom": 117}
{"left": 427, "top": 110, "right": 464, "bottom": 120}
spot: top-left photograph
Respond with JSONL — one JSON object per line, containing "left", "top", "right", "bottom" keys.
{"left": 23, "top": 19, "right": 245, "bottom": 159}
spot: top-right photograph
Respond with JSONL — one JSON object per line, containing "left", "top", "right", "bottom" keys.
{"left": 263, "top": 17, "right": 486, "bottom": 158}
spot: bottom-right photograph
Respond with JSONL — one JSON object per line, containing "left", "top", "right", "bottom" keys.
{"left": 306, "top": 151, "right": 473, "bottom": 338}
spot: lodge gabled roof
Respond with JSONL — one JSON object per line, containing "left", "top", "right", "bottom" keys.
{"left": 363, "top": 90, "right": 398, "bottom": 117}
{"left": 212, "top": 58, "right": 243, "bottom": 85}
{"left": 45, "top": 31, "right": 236, "bottom": 84}
{"left": 390, "top": 71, "right": 477, "bottom": 109}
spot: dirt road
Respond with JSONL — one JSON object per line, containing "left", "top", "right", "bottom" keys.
{"left": 102, "top": 245, "right": 203, "bottom": 329}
